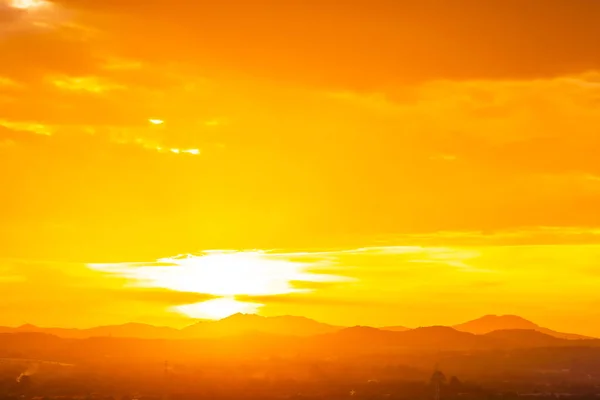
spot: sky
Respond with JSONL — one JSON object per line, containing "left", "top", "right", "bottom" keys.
{"left": 2, "top": 0, "right": 600, "bottom": 335}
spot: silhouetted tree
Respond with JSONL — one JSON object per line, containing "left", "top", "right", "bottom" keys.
{"left": 449, "top": 376, "right": 463, "bottom": 391}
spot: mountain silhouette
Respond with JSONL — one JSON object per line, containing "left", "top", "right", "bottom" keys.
{"left": 181, "top": 313, "right": 341, "bottom": 338}
{"left": 0, "top": 314, "right": 593, "bottom": 341}
{"left": 0, "top": 314, "right": 341, "bottom": 340}
{"left": 2, "top": 326, "right": 600, "bottom": 365}
{"left": 484, "top": 329, "right": 567, "bottom": 347}
{"left": 320, "top": 325, "right": 498, "bottom": 350}
{"left": 0, "top": 323, "right": 181, "bottom": 339}
{"left": 453, "top": 315, "right": 591, "bottom": 340}
{"left": 380, "top": 325, "right": 410, "bottom": 332}
{"left": 321, "top": 325, "right": 600, "bottom": 351}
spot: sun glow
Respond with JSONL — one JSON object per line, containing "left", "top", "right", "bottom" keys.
{"left": 11, "top": 0, "right": 48, "bottom": 9}
{"left": 89, "top": 250, "right": 347, "bottom": 320}
{"left": 175, "top": 297, "right": 262, "bottom": 320}
{"left": 101, "top": 251, "right": 323, "bottom": 296}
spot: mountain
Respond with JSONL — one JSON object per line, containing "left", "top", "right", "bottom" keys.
{"left": 0, "top": 323, "right": 181, "bottom": 339}
{"left": 380, "top": 325, "right": 411, "bottom": 332}
{"left": 85, "top": 323, "right": 181, "bottom": 339}
{"left": 2, "top": 327, "right": 600, "bottom": 365}
{"left": 453, "top": 315, "right": 591, "bottom": 340}
{"left": 395, "top": 326, "right": 496, "bottom": 350}
{"left": 181, "top": 313, "right": 341, "bottom": 338}
{"left": 484, "top": 329, "right": 568, "bottom": 347}
{"left": 0, "top": 315, "right": 341, "bottom": 340}
{"left": 319, "top": 325, "right": 498, "bottom": 350}
{"left": 0, "top": 314, "right": 591, "bottom": 341}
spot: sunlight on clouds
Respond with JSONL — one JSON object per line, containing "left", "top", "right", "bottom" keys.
{"left": 91, "top": 250, "right": 346, "bottom": 297}
{"left": 0, "top": 77, "right": 19, "bottom": 87}
{"left": 76, "top": 242, "right": 600, "bottom": 330}
{"left": 89, "top": 250, "right": 349, "bottom": 319}
{"left": 172, "top": 148, "right": 201, "bottom": 155}
{"left": 408, "top": 248, "right": 490, "bottom": 273}
{"left": 325, "top": 71, "right": 600, "bottom": 147}
{"left": 51, "top": 76, "right": 125, "bottom": 93}
{"left": 87, "top": 246, "right": 488, "bottom": 322}
{"left": 0, "top": 119, "right": 53, "bottom": 135}
{"left": 10, "top": 0, "right": 48, "bottom": 9}
{"left": 3, "top": 0, "right": 64, "bottom": 30}
{"left": 153, "top": 146, "right": 201, "bottom": 155}
{"left": 2, "top": 0, "right": 600, "bottom": 335}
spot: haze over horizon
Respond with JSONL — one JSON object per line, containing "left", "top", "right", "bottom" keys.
{"left": 3, "top": 0, "right": 600, "bottom": 336}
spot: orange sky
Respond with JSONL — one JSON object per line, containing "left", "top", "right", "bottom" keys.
{"left": 2, "top": 0, "right": 600, "bottom": 335}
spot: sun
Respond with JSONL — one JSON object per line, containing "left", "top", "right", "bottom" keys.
{"left": 11, "top": 0, "right": 48, "bottom": 9}
{"left": 90, "top": 250, "right": 347, "bottom": 320}
{"left": 119, "top": 251, "right": 315, "bottom": 297}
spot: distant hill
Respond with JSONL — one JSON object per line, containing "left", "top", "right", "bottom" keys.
{"left": 0, "top": 315, "right": 341, "bottom": 340}
{"left": 319, "top": 326, "right": 498, "bottom": 351}
{"left": 398, "top": 326, "right": 494, "bottom": 349}
{"left": 321, "top": 325, "right": 600, "bottom": 351}
{"left": 0, "top": 323, "right": 181, "bottom": 340}
{"left": 453, "top": 315, "right": 591, "bottom": 340}
{"left": 2, "top": 327, "right": 600, "bottom": 365}
{"left": 181, "top": 313, "right": 341, "bottom": 338}
{"left": 0, "top": 314, "right": 592, "bottom": 341}
{"left": 484, "top": 329, "right": 568, "bottom": 347}
{"left": 380, "top": 325, "right": 411, "bottom": 332}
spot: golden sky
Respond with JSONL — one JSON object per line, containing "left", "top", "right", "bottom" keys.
{"left": 2, "top": 0, "right": 600, "bottom": 334}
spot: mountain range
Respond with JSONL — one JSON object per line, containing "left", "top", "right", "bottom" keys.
{"left": 0, "top": 314, "right": 591, "bottom": 341}
{"left": 1, "top": 324, "right": 599, "bottom": 366}
{"left": 0, "top": 314, "right": 340, "bottom": 340}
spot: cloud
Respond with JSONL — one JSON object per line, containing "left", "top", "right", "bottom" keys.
{"left": 382, "top": 227, "right": 600, "bottom": 247}
{"left": 112, "top": 288, "right": 218, "bottom": 306}
{"left": 0, "top": 258, "right": 205, "bottom": 326}
{"left": 2, "top": 0, "right": 600, "bottom": 329}
{"left": 42, "top": 0, "right": 600, "bottom": 87}
{"left": 50, "top": 75, "right": 125, "bottom": 93}
{"left": 3, "top": 70, "right": 600, "bottom": 260}
{"left": 234, "top": 293, "right": 380, "bottom": 307}
{"left": 89, "top": 250, "right": 352, "bottom": 297}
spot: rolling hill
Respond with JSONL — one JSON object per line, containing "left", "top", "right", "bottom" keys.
{"left": 0, "top": 314, "right": 341, "bottom": 340}
{"left": 453, "top": 315, "right": 591, "bottom": 340}
{"left": 0, "top": 314, "right": 593, "bottom": 342}
{"left": 181, "top": 313, "right": 341, "bottom": 338}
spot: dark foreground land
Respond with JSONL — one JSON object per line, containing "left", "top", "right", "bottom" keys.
{"left": 2, "top": 327, "right": 600, "bottom": 400}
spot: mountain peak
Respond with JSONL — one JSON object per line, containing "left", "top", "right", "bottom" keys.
{"left": 220, "top": 313, "right": 263, "bottom": 322}
{"left": 181, "top": 314, "right": 340, "bottom": 338}
{"left": 480, "top": 314, "right": 536, "bottom": 323}
{"left": 453, "top": 315, "right": 591, "bottom": 340}
{"left": 454, "top": 315, "right": 538, "bottom": 334}
{"left": 17, "top": 324, "right": 40, "bottom": 330}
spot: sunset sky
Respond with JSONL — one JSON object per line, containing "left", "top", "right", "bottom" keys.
{"left": 2, "top": 0, "right": 600, "bottom": 335}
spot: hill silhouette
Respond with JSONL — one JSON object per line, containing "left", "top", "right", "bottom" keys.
{"left": 484, "top": 329, "right": 568, "bottom": 347}
{"left": 0, "top": 314, "right": 594, "bottom": 341}
{"left": 319, "top": 326, "right": 499, "bottom": 351}
{"left": 3, "top": 326, "right": 599, "bottom": 365}
{"left": 0, "top": 322, "right": 181, "bottom": 339}
{"left": 380, "top": 325, "right": 411, "bottom": 332}
{"left": 0, "top": 314, "right": 340, "bottom": 340}
{"left": 453, "top": 315, "right": 591, "bottom": 340}
{"left": 181, "top": 313, "right": 341, "bottom": 338}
